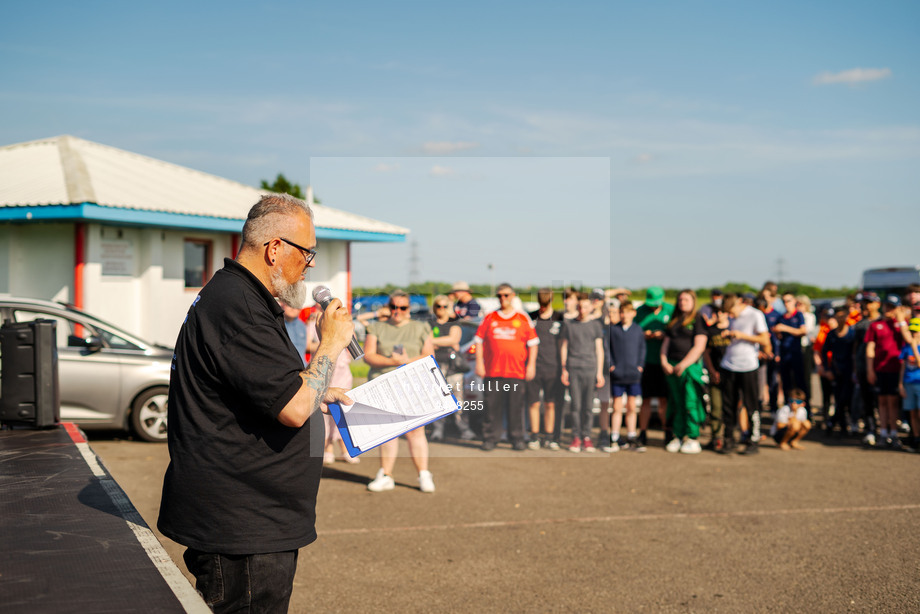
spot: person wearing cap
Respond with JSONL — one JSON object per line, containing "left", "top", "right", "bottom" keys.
{"left": 635, "top": 286, "right": 674, "bottom": 447}
{"left": 898, "top": 317, "right": 920, "bottom": 450}
{"left": 865, "top": 295, "right": 909, "bottom": 449}
{"left": 852, "top": 293, "right": 881, "bottom": 445}
{"left": 450, "top": 281, "right": 481, "bottom": 321}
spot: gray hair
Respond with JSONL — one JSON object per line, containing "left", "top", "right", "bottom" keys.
{"left": 389, "top": 289, "right": 410, "bottom": 302}
{"left": 241, "top": 193, "right": 313, "bottom": 249}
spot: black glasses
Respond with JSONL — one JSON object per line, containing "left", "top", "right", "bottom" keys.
{"left": 264, "top": 237, "right": 317, "bottom": 265}
{"left": 497, "top": 293, "right": 512, "bottom": 298}
{"left": 434, "top": 304, "right": 449, "bottom": 309}
{"left": 389, "top": 303, "right": 410, "bottom": 311}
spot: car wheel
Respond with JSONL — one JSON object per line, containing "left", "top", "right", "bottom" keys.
{"left": 130, "top": 386, "right": 169, "bottom": 442}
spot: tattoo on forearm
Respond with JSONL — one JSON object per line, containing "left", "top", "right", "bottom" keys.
{"left": 302, "top": 355, "right": 334, "bottom": 413}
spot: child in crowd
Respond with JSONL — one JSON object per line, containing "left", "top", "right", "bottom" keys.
{"left": 560, "top": 294, "right": 605, "bottom": 453}
{"left": 770, "top": 388, "right": 811, "bottom": 450}
{"left": 608, "top": 302, "right": 646, "bottom": 451}
{"left": 898, "top": 318, "right": 920, "bottom": 450}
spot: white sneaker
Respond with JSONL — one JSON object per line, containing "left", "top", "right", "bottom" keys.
{"left": 418, "top": 470, "right": 435, "bottom": 493}
{"left": 665, "top": 438, "right": 683, "bottom": 453}
{"left": 680, "top": 438, "right": 702, "bottom": 454}
{"left": 527, "top": 439, "right": 541, "bottom": 450}
{"left": 367, "top": 468, "right": 395, "bottom": 492}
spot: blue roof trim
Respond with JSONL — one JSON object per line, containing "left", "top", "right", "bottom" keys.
{"left": 0, "top": 203, "right": 406, "bottom": 242}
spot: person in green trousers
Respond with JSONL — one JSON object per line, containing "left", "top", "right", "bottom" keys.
{"left": 660, "top": 289, "right": 710, "bottom": 454}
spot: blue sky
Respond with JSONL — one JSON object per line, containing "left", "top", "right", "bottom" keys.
{"left": 2, "top": 0, "right": 917, "bottom": 289}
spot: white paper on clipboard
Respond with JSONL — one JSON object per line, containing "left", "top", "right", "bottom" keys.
{"left": 339, "top": 355, "right": 459, "bottom": 451}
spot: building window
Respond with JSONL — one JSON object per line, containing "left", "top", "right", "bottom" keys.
{"left": 184, "top": 239, "right": 211, "bottom": 288}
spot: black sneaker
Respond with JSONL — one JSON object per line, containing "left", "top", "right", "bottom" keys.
{"left": 480, "top": 441, "right": 496, "bottom": 452}
{"left": 627, "top": 437, "right": 646, "bottom": 453}
{"left": 512, "top": 441, "right": 527, "bottom": 451}
{"left": 638, "top": 430, "right": 648, "bottom": 447}
{"left": 739, "top": 442, "right": 759, "bottom": 455}
{"left": 718, "top": 439, "right": 735, "bottom": 455}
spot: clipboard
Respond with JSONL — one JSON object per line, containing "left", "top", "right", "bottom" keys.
{"left": 328, "top": 355, "right": 460, "bottom": 456}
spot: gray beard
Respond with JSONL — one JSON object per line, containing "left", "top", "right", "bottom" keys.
{"left": 271, "top": 266, "right": 307, "bottom": 308}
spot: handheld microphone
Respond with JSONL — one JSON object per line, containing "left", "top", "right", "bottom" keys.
{"left": 311, "top": 285, "right": 364, "bottom": 360}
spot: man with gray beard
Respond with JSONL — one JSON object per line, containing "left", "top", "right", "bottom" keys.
{"left": 159, "top": 193, "right": 355, "bottom": 613}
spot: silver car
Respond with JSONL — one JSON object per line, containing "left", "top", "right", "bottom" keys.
{"left": 0, "top": 296, "right": 172, "bottom": 442}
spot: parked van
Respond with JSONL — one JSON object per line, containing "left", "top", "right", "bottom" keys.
{"left": 861, "top": 266, "right": 920, "bottom": 300}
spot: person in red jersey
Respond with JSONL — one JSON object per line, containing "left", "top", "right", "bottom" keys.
{"left": 473, "top": 283, "right": 539, "bottom": 451}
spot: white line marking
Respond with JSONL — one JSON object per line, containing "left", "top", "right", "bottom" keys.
{"left": 75, "top": 441, "right": 210, "bottom": 613}
{"left": 319, "top": 503, "right": 920, "bottom": 536}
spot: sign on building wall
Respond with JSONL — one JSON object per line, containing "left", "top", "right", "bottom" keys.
{"left": 100, "top": 240, "right": 135, "bottom": 276}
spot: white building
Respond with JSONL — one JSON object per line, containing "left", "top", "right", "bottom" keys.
{"left": 0, "top": 135, "right": 407, "bottom": 345}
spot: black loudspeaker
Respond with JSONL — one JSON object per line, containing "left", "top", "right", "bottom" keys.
{"left": 0, "top": 319, "right": 60, "bottom": 428}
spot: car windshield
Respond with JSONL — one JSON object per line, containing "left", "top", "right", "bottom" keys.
{"left": 60, "top": 304, "right": 152, "bottom": 349}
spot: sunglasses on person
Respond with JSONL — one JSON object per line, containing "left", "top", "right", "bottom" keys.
{"left": 497, "top": 292, "right": 513, "bottom": 298}
{"left": 264, "top": 237, "right": 317, "bottom": 265}
{"left": 434, "top": 304, "right": 449, "bottom": 309}
{"left": 790, "top": 399, "right": 805, "bottom": 405}
{"left": 388, "top": 303, "right": 410, "bottom": 311}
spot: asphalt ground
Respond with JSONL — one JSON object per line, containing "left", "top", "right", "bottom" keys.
{"left": 90, "top": 422, "right": 920, "bottom": 614}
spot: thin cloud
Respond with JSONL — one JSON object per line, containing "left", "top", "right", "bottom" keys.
{"left": 422, "top": 141, "right": 479, "bottom": 154}
{"left": 813, "top": 67, "right": 892, "bottom": 86}
{"left": 373, "top": 162, "right": 400, "bottom": 172}
{"left": 429, "top": 165, "right": 455, "bottom": 177}
{"left": 634, "top": 153, "right": 654, "bottom": 164}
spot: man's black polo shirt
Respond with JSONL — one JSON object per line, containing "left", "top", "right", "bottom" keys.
{"left": 158, "top": 258, "right": 323, "bottom": 555}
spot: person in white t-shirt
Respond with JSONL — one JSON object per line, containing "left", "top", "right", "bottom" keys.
{"left": 719, "top": 293, "right": 770, "bottom": 455}
{"left": 770, "top": 388, "right": 811, "bottom": 450}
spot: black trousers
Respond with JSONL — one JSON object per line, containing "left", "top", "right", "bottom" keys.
{"left": 483, "top": 377, "right": 526, "bottom": 445}
{"left": 721, "top": 368, "right": 761, "bottom": 442}
{"left": 184, "top": 548, "right": 298, "bottom": 614}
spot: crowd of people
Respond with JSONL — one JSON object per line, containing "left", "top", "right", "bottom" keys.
{"left": 301, "top": 279, "right": 920, "bottom": 494}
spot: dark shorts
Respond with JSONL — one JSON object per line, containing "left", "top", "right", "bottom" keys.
{"left": 641, "top": 363, "right": 668, "bottom": 399}
{"left": 526, "top": 372, "right": 562, "bottom": 406}
{"left": 772, "top": 426, "right": 789, "bottom": 444}
{"left": 611, "top": 382, "right": 642, "bottom": 398}
{"left": 875, "top": 371, "right": 900, "bottom": 396}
